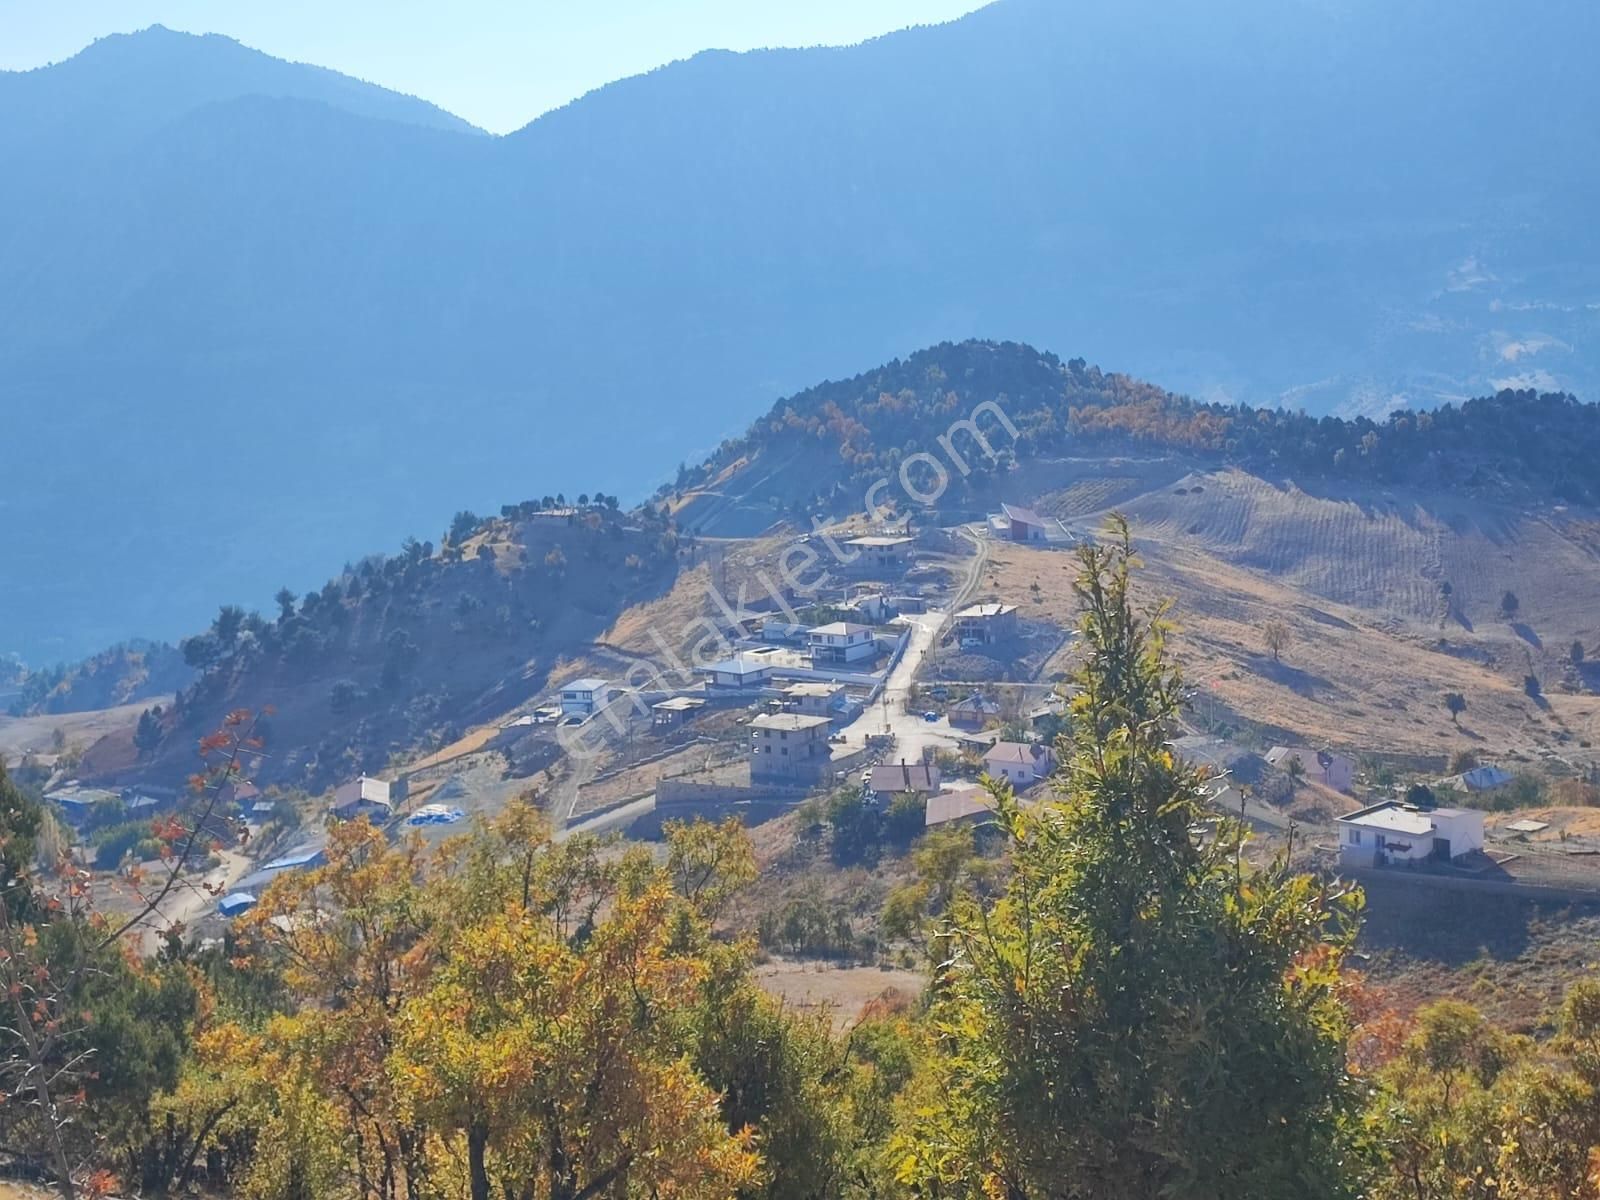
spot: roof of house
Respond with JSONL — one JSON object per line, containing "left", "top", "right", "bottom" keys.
{"left": 701, "top": 652, "right": 775, "bottom": 675}
{"left": 1001, "top": 502, "right": 1048, "bottom": 527}
{"left": 1459, "top": 765, "right": 1514, "bottom": 791}
{"left": 45, "top": 786, "right": 120, "bottom": 808}
{"left": 926, "top": 788, "right": 995, "bottom": 827}
{"left": 652, "top": 696, "right": 707, "bottom": 712}
{"left": 808, "top": 622, "right": 873, "bottom": 637}
{"left": 956, "top": 603, "right": 1018, "bottom": 619}
{"left": 844, "top": 535, "right": 915, "bottom": 548}
{"left": 561, "top": 677, "right": 611, "bottom": 693}
{"left": 985, "top": 741, "right": 1052, "bottom": 767}
{"left": 1337, "top": 801, "right": 1483, "bottom": 837}
{"left": 261, "top": 846, "right": 324, "bottom": 872}
{"left": 950, "top": 694, "right": 1001, "bottom": 713}
{"left": 783, "top": 682, "right": 843, "bottom": 697}
{"left": 1266, "top": 746, "right": 1351, "bottom": 768}
{"left": 750, "top": 713, "right": 833, "bottom": 732}
{"left": 1336, "top": 804, "right": 1436, "bottom": 837}
{"left": 335, "top": 776, "right": 391, "bottom": 807}
{"left": 869, "top": 763, "right": 942, "bottom": 794}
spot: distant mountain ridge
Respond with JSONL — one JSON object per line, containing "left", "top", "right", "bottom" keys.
{"left": 4, "top": 0, "right": 1600, "bottom": 662}
{"left": 0, "top": 25, "right": 482, "bottom": 149}
{"left": 671, "top": 340, "right": 1600, "bottom": 536}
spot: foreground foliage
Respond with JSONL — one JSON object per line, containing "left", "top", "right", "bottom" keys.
{"left": 11, "top": 519, "right": 1600, "bottom": 1197}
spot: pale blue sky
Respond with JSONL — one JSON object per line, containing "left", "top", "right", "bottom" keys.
{"left": 0, "top": 1, "right": 990, "bottom": 133}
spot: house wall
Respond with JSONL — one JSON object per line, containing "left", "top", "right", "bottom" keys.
{"left": 1339, "top": 823, "right": 1437, "bottom": 865}
{"left": 749, "top": 726, "right": 830, "bottom": 781}
{"left": 989, "top": 763, "right": 1032, "bottom": 787}
{"left": 1323, "top": 756, "right": 1355, "bottom": 792}
{"left": 1430, "top": 812, "right": 1485, "bottom": 857}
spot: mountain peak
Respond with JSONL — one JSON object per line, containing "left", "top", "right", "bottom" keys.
{"left": 3, "top": 23, "right": 483, "bottom": 140}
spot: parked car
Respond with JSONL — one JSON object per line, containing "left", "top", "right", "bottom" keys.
{"left": 922, "top": 710, "right": 940, "bottom": 722}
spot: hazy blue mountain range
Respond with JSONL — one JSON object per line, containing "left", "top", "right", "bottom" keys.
{"left": 3, "top": 0, "right": 1598, "bottom": 663}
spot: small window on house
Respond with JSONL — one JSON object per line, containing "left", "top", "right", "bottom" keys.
{"left": 1347, "top": 828, "right": 1361, "bottom": 845}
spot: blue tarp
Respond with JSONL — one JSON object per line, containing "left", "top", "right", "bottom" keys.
{"left": 218, "top": 892, "right": 257, "bottom": 917}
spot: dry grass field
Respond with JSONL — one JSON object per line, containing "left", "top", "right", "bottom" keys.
{"left": 0, "top": 700, "right": 151, "bottom": 768}
{"left": 982, "top": 468, "right": 1600, "bottom": 766}
{"left": 753, "top": 958, "right": 924, "bottom": 1030}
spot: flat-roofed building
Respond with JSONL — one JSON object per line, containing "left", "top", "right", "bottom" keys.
{"left": 651, "top": 696, "right": 707, "bottom": 729}
{"left": 1337, "top": 802, "right": 1484, "bottom": 867}
{"left": 779, "top": 681, "right": 846, "bottom": 719}
{"left": 843, "top": 535, "right": 915, "bottom": 572}
{"left": 748, "top": 713, "right": 833, "bottom": 782}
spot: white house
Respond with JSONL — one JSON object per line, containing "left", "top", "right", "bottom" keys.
{"left": 1266, "top": 746, "right": 1356, "bottom": 793}
{"left": 332, "top": 776, "right": 393, "bottom": 820}
{"left": 559, "top": 677, "right": 612, "bottom": 717}
{"left": 1336, "top": 801, "right": 1485, "bottom": 868}
{"left": 698, "top": 652, "right": 776, "bottom": 692}
{"left": 984, "top": 741, "right": 1057, "bottom": 788}
{"left": 808, "top": 622, "right": 876, "bottom": 665}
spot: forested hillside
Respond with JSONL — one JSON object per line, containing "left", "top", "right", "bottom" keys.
{"left": 6, "top": 641, "right": 191, "bottom": 717}
{"left": 677, "top": 340, "right": 1600, "bottom": 528}
{"left": 111, "top": 499, "right": 677, "bottom": 790}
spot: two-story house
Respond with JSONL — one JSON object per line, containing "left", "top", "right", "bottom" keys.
{"left": 808, "top": 622, "right": 877, "bottom": 665}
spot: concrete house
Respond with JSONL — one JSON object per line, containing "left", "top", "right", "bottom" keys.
{"left": 559, "top": 677, "right": 612, "bottom": 717}
{"left": 749, "top": 713, "right": 833, "bottom": 782}
{"left": 808, "top": 622, "right": 877, "bottom": 665}
{"left": 1266, "top": 746, "right": 1355, "bottom": 793}
{"left": 651, "top": 696, "right": 706, "bottom": 729}
{"left": 984, "top": 741, "right": 1057, "bottom": 788}
{"left": 954, "top": 603, "right": 1019, "bottom": 645}
{"left": 843, "top": 592, "right": 893, "bottom": 624}
{"left": 844, "top": 535, "right": 915, "bottom": 573}
{"left": 698, "top": 651, "right": 776, "bottom": 692}
{"left": 1337, "top": 801, "right": 1485, "bottom": 868}
{"left": 780, "top": 681, "right": 846, "bottom": 719}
